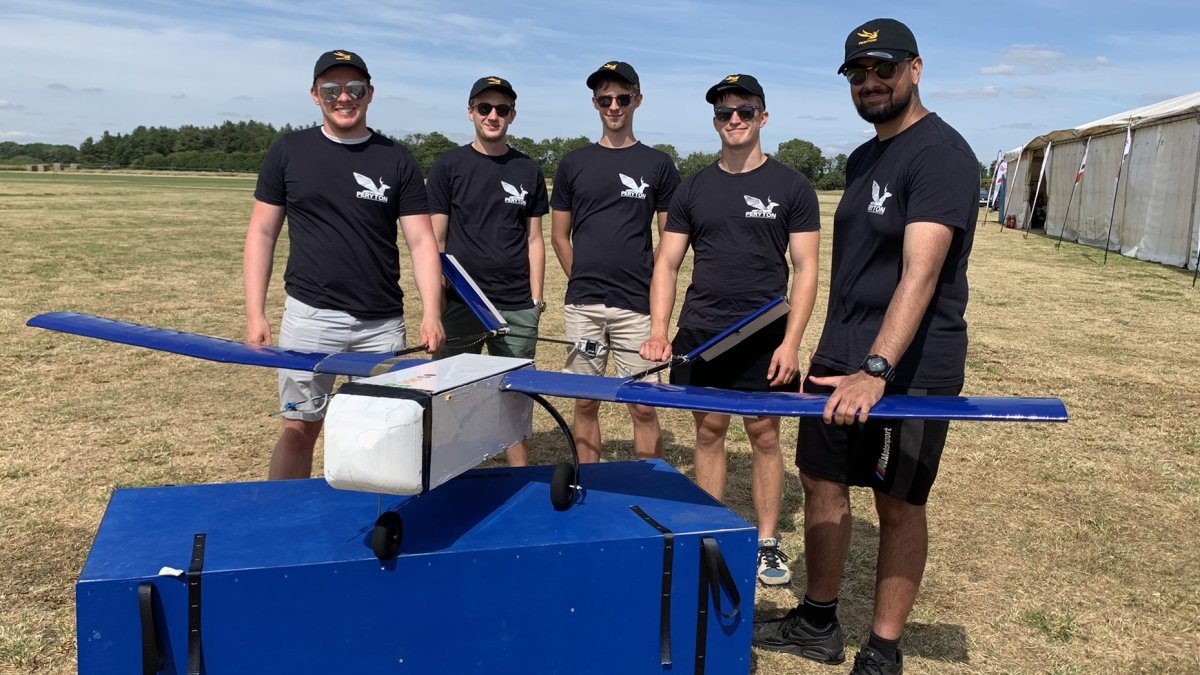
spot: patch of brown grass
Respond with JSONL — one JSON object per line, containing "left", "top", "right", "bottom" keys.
{"left": 1, "top": 175, "right": 1197, "bottom": 674}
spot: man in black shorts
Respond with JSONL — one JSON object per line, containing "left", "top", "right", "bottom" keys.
{"left": 551, "top": 61, "right": 680, "bottom": 464}
{"left": 428, "top": 75, "right": 549, "bottom": 466}
{"left": 244, "top": 49, "right": 445, "bottom": 480}
{"left": 640, "top": 74, "right": 820, "bottom": 587}
{"left": 752, "top": 19, "right": 979, "bottom": 675}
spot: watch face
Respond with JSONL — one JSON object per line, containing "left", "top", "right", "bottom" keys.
{"left": 866, "top": 356, "right": 887, "bottom": 374}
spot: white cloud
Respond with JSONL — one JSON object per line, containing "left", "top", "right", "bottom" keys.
{"left": 936, "top": 86, "right": 1002, "bottom": 100}
{"left": 0, "top": 100, "right": 27, "bottom": 110}
{"left": 1012, "top": 87, "right": 1042, "bottom": 99}
{"left": 981, "top": 64, "right": 1015, "bottom": 75}
{"left": 0, "top": 130, "right": 33, "bottom": 139}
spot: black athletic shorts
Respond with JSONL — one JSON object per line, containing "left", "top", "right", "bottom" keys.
{"left": 796, "top": 363, "right": 962, "bottom": 506}
{"left": 669, "top": 317, "right": 799, "bottom": 393}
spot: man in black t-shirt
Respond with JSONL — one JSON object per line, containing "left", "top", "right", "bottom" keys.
{"left": 550, "top": 61, "right": 681, "bottom": 464}
{"left": 428, "top": 76, "right": 549, "bottom": 467}
{"left": 244, "top": 50, "right": 445, "bottom": 480}
{"left": 640, "top": 74, "right": 821, "bottom": 588}
{"left": 752, "top": 20, "right": 979, "bottom": 675}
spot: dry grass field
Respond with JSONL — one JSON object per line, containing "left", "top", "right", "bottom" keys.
{"left": 1, "top": 171, "right": 1197, "bottom": 674}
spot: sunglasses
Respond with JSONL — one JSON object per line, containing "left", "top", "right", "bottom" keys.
{"left": 317, "top": 81, "right": 368, "bottom": 102}
{"left": 843, "top": 60, "right": 909, "bottom": 86}
{"left": 713, "top": 104, "right": 760, "bottom": 123}
{"left": 594, "top": 94, "right": 634, "bottom": 108}
{"left": 472, "top": 102, "right": 514, "bottom": 117}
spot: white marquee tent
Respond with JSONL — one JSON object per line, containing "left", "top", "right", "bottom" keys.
{"left": 1000, "top": 92, "right": 1200, "bottom": 269}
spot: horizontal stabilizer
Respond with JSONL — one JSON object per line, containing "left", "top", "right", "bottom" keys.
{"left": 500, "top": 370, "right": 1068, "bottom": 422}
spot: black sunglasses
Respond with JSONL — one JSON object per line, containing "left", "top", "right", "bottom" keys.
{"left": 713, "top": 104, "right": 760, "bottom": 123}
{"left": 472, "top": 102, "right": 514, "bottom": 117}
{"left": 317, "top": 81, "right": 368, "bottom": 103}
{"left": 594, "top": 94, "right": 634, "bottom": 108}
{"left": 843, "top": 60, "right": 910, "bottom": 86}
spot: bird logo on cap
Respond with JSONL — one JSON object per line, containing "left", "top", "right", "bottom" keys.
{"left": 333, "top": 51, "right": 353, "bottom": 61}
{"left": 603, "top": 62, "right": 618, "bottom": 70}
{"left": 487, "top": 77, "right": 503, "bottom": 84}
{"left": 724, "top": 75, "right": 740, "bottom": 83}
{"left": 856, "top": 29, "right": 879, "bottom": 45}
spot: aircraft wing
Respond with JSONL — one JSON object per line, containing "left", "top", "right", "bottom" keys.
{"left": 26, "top": 312, "right": 423, "bottom": 377}
{"left": 500, "top": 370, "right": 1068, "bottom": 422}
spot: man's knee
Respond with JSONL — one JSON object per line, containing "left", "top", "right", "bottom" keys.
{"left": 575, "top": 398, "right": 601, "bottom": 417}
{"left": 744, "top": 417, "right": 781, "bottom": 454}
{"left": 694, "top": 414, "right": 730, "bottom": 447}
{"left": 628, "top": 403, "right": 657, "bottom": 424}
{"left": 874, "top": 490, "right": 926, "bottom": 528}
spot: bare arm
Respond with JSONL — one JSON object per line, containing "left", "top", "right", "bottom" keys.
{"left": 527, "top": 215, "right": 545, "bottom": 304}
{"left": 813, "top": 221, "right": 955, "bottom": 423}
{"left": 768, "top": 230, "right": 820, "bottom": 386}
{"left": 399, "top": 213, "right": 445, "bottom": 354}
{"left": 550, "top": 209, "right": 573, "bottom": 277}
{"left": 430, "top": 213, "right": 449, "bottom": 252}
{"left": 652, "top": 210, "right": 669, "bottom": 261}
{"left": 639, "top": 230, "right": 690, "bottom": 362}
{"left": 242, "top": 200, "right": 286, "bottom": 345}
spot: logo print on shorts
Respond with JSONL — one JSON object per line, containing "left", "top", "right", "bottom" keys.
{"left": 354, "top": 173, "right": 390, "bottom": 202}
{"left": 501, "top": 180, "right": 528, "bottom": 206}
{"left": 744, "top": 194, "right": 779, "bottom": 219}
{"left": 867, "top": 180, "right": 893, "bottom": 215}
{"left": 619, "top": 173, "right": 649, "bottom": 199}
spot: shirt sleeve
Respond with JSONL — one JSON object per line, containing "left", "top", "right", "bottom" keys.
{"left": 904, "top": 144, "right": 979, "bottom": 230}
{"left": 655, "top": 155, "right": 682, "bottom": 213}
{"left": 785, "top": 175, "right": 821, "bottom": 233}
{"left": 394, "top": 150, "right": 429, "bottom": 216}
{"left": 253, "top": 138, "right": 287, "bottom": 205}
{"left": 664, "top": 176, "right": 694, "bottom": 235}
{"left": 549, "top": 154, "right": 573, "bottom": 212}
{"left": 529, "top": 165, "right": 550, "bottom": 217}
{"left": 425, "top": 155, "right": 452, "bottom": 215}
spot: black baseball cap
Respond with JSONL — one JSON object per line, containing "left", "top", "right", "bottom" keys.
{"left": 705, "top": 74, "right": 765, "bottom": 105}
{"left": 313, "top": 50, "right": 370, "bottom": 82}
{"left": 469, "top": 76, "right": 518, "bottom": 101}
{"left": 838, "top": 18, "right": 919, "bottom": 74}
{"left": 586, "top": 61, "right": 640, "bottom": 89}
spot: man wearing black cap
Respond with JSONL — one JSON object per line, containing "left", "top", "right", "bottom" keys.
{"left": 550, "top": 61, "right": 681, "bottom": 464}
{"left": 244, "top": 49, "right": 445, "bottom": 480}
{"left": 427, "top": 76, "right": 548, "bottom": 466}
{"left": 752, "top": 18, "right": 979, "bottom": 675}
{"left": 640, "top": 73, "right": 821, "bottom": 587}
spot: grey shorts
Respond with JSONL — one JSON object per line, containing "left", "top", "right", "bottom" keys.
{"left": 277, "top": 295, "right": 405, "bottom": 422}
{"left": 562, "top": 304, "right": 660, "bottom": 382}
{"left": 438, "top": 299, "right": 538, "bottom": 359}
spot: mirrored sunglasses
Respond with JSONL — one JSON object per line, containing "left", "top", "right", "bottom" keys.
{"left": 317, "top": 81, "right": 368, "bottom": 102}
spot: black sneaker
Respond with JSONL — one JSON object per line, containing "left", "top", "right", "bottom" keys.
{"left": 751, "top": 608, "right": 846, "bottom": 664}
{"left": 849, "top": 646, "right": 903, "bottom": 675}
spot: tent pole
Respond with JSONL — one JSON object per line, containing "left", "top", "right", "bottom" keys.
{"left": 1057, "top": 181, "right": 1078, "bottom": 250}
{"left": 1103, "top": 126, "right": 1132, "bottom": 265}
{"left": 1002, "top": 152, "right": 1023, "bottom": 232}
{"left": 1185, "top": 117, "right": 1200, "bottom": 279}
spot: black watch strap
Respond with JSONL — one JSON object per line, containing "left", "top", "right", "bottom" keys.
{"left": 860, "top": 354, "right": 896, "bottom": 382}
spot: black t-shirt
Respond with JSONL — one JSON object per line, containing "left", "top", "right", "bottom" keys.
{"left": 666, "top": 158, "right": 821, "bottom": 329}
{"left": 427, "top": 144, "right": 549, "bottom": 309}
{"left": 812, "top": 113, "right": 978, "bottom": 387}
{"left": 254, "top": 127, "right": 428, "bottom": 319}
{"left": 551, "top": 142, "right": 681, "bottom": 314}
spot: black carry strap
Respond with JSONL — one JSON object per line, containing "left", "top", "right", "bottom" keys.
{"left": 693, "top": 536, "right": 741, "bottom": 675}
{"left": 187, "top": 533, "right": 206, "bottom": 675}
{"left": 629, "top": 506, "right": 674, "bottom": 666}
{"left": 138, "top": 582, "right": 164, "bottom": 674}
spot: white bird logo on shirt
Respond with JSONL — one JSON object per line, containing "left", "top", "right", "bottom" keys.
{"left": 871, "top": 180, "right": 893, "bottom": 207}
{"left": 619, "top": 173, "right": 649, "bottom": 196}
{"left": 501, "top": 180, "right": 528, "bottom": 202}
{"left": 744, "top": 194, "right": 779, "bottom": 214}
{"left": 353, "top": 173, "right": 390, "bottom": 199}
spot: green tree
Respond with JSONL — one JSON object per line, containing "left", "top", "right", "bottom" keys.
{"left": 678, "top": 151, "right": 719, "bottom": 178}
{"left": 773, "top": 139, "right": 825, "bottom": 181}
{"left": 652, "top": 143, "right": 681, "bottom": 167}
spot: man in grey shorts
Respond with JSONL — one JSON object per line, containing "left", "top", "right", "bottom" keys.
{"left": 550, "top": 61, "right": 680, "bottom": 463}
{"left": 244, "top": 49, "right": 444, "bottom": 480}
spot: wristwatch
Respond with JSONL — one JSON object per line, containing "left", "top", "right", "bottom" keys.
{"left": 533, "top": 299, "right": 546, "bottom": 313}
{"left": 859, "top": 354, "right": 896, "bottom": 382}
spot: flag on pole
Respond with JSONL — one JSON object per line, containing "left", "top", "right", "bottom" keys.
{"left": 1118, "top": 125, "right": 1131, "bottom": 180}
{"left": 995, "top": 160, "right": 1008, "bottom": 188}
{"left": 1074, "top": 137, "right": 1091, "bottom": 185}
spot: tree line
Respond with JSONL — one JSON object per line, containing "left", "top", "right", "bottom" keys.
{"left": 0, "top": 122, "right": 848, "bottom": 188}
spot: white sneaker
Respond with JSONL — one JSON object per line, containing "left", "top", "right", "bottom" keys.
{"left": 757, "top": 538, "right": 791, "bottom": 586}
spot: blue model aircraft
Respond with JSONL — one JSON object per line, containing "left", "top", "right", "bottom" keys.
{"left": 26, "top": 254, "right": 1067, "bottom": 558}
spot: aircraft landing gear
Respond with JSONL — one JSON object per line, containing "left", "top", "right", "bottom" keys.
{"left": 520, "top": 392, "right": 581, "bottom": 510}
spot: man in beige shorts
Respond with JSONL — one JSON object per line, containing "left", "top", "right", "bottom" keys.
{"left": 550, "top": 61, "right": 681, "bottom": 463}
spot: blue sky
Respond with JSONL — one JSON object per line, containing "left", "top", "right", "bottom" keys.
{"left": 5, "top": 0, "right": 1198, "bottom": 163}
